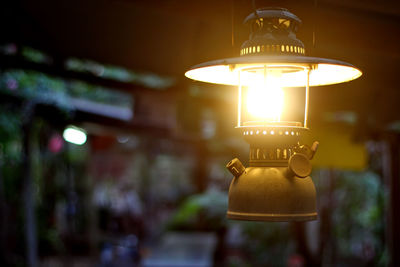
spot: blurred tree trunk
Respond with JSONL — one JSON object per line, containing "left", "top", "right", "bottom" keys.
{"left": 319, "top": 169, "right": 337, "bottom": 265}
{"left": 22, "top": 102, "right": 38, "bottom": 267}
{"left": 382, "top": 135, "right": 400, "bottom": 267}
{"left": 293, "top": 169, "right": 337, "bottom": 267}
{"left": 293, "top": 222, "right": 318, "bottom": 267}
{"left": 195, "top": 140, "right": 208, "bottom": 192}
{"left": 0, "top": 150, "right": 6, "bottom": 264}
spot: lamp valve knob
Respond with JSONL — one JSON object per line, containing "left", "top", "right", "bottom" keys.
{"left": 226, "top": 158, "right": 246, "bottom": 178}
{"left": 288, "top": 153, "right": 312, "bottom": 178}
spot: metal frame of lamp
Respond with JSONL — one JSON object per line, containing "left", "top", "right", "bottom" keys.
{"left": 185, "top": 7, "right": 362, "bottom": 221}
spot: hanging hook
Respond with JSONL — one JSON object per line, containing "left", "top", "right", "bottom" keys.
{"left": 252, "top": 0, "right": 260, "bottom": 21}
{"left": 231, "top": 0, "right": 235, "bottom": 47}
{"left": 312, "top": 0, "right": 318, "bottom": 49}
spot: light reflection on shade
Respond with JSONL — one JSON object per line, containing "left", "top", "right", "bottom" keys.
{"left": 185, "top": 63, "right": 362, "bottom": 87}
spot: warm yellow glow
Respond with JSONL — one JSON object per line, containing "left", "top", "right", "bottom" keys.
{"left": 185, "top": 62, "right": 362, "bottom": 87}
{"left": 246, "top": 71, "right": 284, "bottom": 121}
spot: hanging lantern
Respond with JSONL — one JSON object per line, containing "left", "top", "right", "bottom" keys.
{"left": 185, "top": 8, "right": 362, "bottom": 221}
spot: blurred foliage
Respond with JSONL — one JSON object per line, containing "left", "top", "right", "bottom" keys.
{"left": 66, "top": 140, "right": 89, "bottom": 164}
{"left": 0, "top": 70, "right": 70, "bottom": 109}
{"left": 32, "top": 119, "right": 91, "bottom": 256}
{"left": 0, "top": 70, "right": 132, "bottom": 108}
{"left": 66, "top": 58, "right": 175, "bottom": 89}
{"left": 0, "top": 105, "right": 23, "bottom": 201}
{"left": 0, "top": 102, "right": 91, "bottom": 264}
{"left": 333, "top": 171, "right": 387, "bottom": 266}
{"left": 68, "top": 80, "right": 132, "bottom": 107}
{"left": 234, "top": 221, "right": 294, "bottom": 266}
{"left": 149, "top": 154, "right": 194, "bottom": 204}
{"left": 169, "top": 187, "right": 294, "bottom": 266}
{"left": 168, "top": 189, "right": 228, "bottom": 231}
{"left": 169, "top": 168, "right": 387, "bottom": 266}
{"left": 0, "top": 105, "right": 25, "bottom": 266}
{"left": 22, "top": 46, "right": 51, "bottom": 64}
{"left": 314, "top": 169, "right": 387, "bottom": 266}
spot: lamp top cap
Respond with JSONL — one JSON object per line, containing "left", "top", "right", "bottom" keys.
{"left": 184, "top": 7, "right": 362, "bottom": 87}
{"left": 244, "top": 7, "right": 302, "bottom": 25}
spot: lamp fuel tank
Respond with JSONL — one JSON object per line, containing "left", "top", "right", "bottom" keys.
{"left": 227, "top": 164, "right": 317, "bottom": 221}
{"left": 226, "top": 128, "right": 319, "bottom": 222}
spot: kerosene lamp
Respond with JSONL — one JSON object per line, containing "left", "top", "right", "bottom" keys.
{"left": 185, "top": 8, "right": 362, "bottom": 221}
